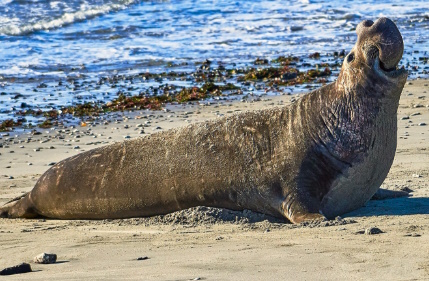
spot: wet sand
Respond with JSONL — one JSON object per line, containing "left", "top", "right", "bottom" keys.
{"left": 0, "top": 79, "right": 428, "bottom": 280}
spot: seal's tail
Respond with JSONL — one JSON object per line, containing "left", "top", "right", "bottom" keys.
{"left": 0, "top": 193, "right": 38, "bottom": 218}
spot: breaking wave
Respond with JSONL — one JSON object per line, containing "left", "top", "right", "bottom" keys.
{"left": 0, "top": 0, "right": 138, "bottom": 36}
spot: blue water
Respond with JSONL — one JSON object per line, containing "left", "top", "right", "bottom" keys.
{"left": 0, "top": 0, "right": 428, "bottom": 122}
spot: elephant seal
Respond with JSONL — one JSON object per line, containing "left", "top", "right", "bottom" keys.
{"left": 1, "top": 18, "right": 407, "bottom": 223}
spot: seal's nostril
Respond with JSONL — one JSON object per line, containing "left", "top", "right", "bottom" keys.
{"left": 362, "top": 20, "right": 374, "bottom": 28}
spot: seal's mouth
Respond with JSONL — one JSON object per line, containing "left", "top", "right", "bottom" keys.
{"left": 375, "top": 56, "right": 407, "bottom": 79}
{"left": 362, "top": 44, "right": 407, "bottom": 80}
{"left": 379, "top": 60, "right": 396, "bottom": 72}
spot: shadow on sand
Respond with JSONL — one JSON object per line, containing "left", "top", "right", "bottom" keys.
{"left": 344, "top": 196, "right": 429, "bottom": 218}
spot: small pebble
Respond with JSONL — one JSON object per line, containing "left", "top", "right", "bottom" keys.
{"left": 418, "top": 122, "right": 426, "bottom": 126}
{"left": 365, "top": 227, "right": 382, "bottom": 235}
{"left": 412, "top": 174, "right": 422, "bottom": 178}
{"left": 137, "top": 256, "right": 149, "bottom": 261}
{"left": 48, "top": 162, "right": 56, "bottom": 166}
{"left": 33, "top": 253, "right": 57, "bottom": 264}
{"left": 405, "top": 233, "right": 422, "bottom": 237}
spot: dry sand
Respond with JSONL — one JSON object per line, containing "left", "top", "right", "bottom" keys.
{"left": 0, "top": 80, "right": 428, "bottom": 280}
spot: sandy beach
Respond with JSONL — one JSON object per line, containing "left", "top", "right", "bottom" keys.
{"left": 0, "top": 79, "right": 428, "bottom": 280}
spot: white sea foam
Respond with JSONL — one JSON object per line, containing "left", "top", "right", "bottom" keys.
{"left": 93, "top": 47, "right": 120, "bottom": 59}
{"left": 0, "top": 0, "right": 137, "bottom": 36}
{"left": 0, "top": 16, "right": 16, "bottom": 25}
{"left": 1, "top": 65, "right": 33, "bottom": 75}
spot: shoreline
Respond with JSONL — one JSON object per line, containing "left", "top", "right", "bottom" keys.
{"left": 0, "top": 54, "right": 341, "bottom": 130}
{"left": 2, "top": 51, "right": 428, "bottom": 130}
{"left": 0, "top": 79, "right": 428, "bottom": 280}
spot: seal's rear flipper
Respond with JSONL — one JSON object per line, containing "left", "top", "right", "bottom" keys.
{"left": 0, "top": 202, "right": 13, "bottom": 218}
{"left": 1, "top": 192, "right": 28, "bottom": 218}
{"left": 4, "top": 192, "right": 29, "bottom": 205}
{"left": 0, "top": 206, "right": 8, "bottom": 218}
{"left": 0, "top": 193, "right": 39, "bottom": 219}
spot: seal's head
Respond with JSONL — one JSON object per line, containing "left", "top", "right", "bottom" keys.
{"left": 338, "top": 17, "right": 408, "bottom": 95}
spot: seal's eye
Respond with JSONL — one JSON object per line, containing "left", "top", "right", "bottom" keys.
{"left": 347, "top": 53, "right": 355, "bottom": 63}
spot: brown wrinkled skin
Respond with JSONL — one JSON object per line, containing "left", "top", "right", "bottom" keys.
{"left": 1, "top": 18, "right": 408, "bottom": 223}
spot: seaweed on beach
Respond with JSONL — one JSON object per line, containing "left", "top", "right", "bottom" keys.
{"left": 106, "top": 82, "right": 241, "bottom": 106}
{"left": 309, "top": 52, "right": 320, "bottom": 59}
{"left": 242, "top": 67, "right": 286, "bottom": 81}
{"left": 271, "top": 56, "right": 299, "bottom": 65}
{"left": 2, "top": 52, "right": 339, "bottom": 128}
{"left": 0, "top": 119, "right": 15, "bottom": 131}
{"left": 240, "top": 64, "right": 332, "bottom": 86}
{"left": 19, "top": 82, "right": 242, "bottom": 124}
{"left": 63, "top": 103, "right": 104, "bottom": 117}
{"left": 178, "top": 82, "right": 241, "bottom": 102}
{"left": 38, "top": 119, "right": 54, "bottom": 128}
{"left": 105, "top": 94, "right": 169, "bottom": 111}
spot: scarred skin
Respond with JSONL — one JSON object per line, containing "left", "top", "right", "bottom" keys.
{"left": 1, "top": 18, "right": 408, "bottom": 223}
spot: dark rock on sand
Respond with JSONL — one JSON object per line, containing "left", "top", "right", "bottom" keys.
{"left": 0, "top": 263, "right": 32, "bottom": 275}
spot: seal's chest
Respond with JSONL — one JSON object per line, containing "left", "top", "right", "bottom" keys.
{"left": 320, "top": 133, "right": 396, "bottom": 219}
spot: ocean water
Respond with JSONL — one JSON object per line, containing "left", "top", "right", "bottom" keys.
{"left": 0, "top": 0, "right": 428, "bottom": 122}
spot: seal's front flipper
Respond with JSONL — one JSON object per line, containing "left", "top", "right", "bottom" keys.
{"left": 280, "top": 193, "right": 326, "bottom": 224}
{"left": 290, "top": 212, "right": 326, "bottom": 224}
